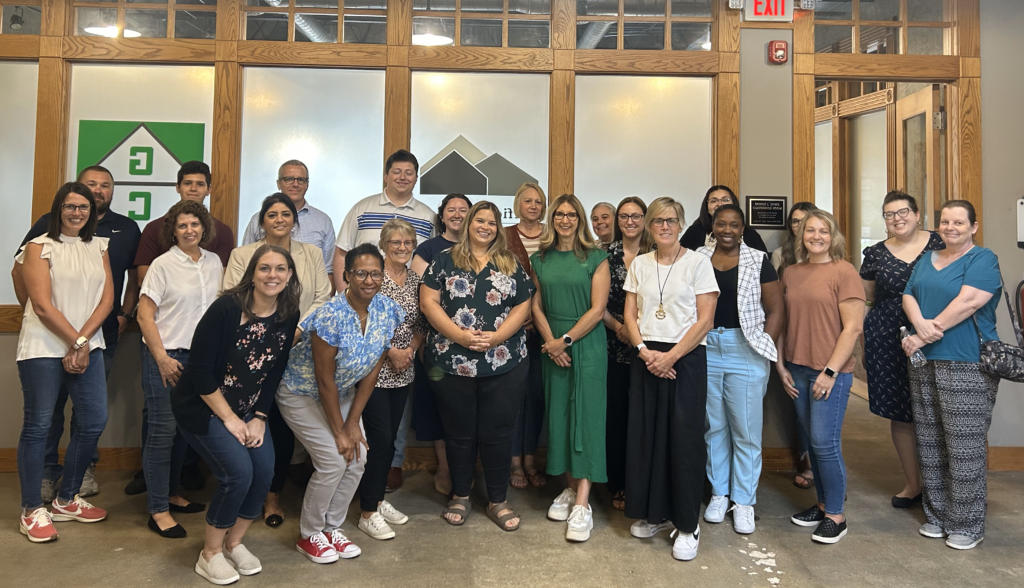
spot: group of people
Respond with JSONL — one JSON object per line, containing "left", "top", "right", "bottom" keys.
{"left": 12, "top": 149, "right": 1006, "bottom": 584}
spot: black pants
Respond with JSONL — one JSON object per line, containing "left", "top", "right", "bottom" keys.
{"left": 432, "top": 360, "right": 528, "bottom": 504}
{"left": 358, "top": 384, "right": 412, "bottom": 511}
{"left": 624, "top": 342, "right": 707, "bottom": 534}
{"left": 268, "top": 400, "right": 295, "bottom": 494}
{"left": 605, "top": 358, "right": 631, "bottom": 494}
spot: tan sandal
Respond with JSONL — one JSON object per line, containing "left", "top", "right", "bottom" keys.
{"left": 486, "top": 502, "right": 520, "bottom": 532}
{"left": 510, "top": 467, "right": 528, "bottom": 489}
{"left": 442, "top": 497, "right": 471, "bottom": 526}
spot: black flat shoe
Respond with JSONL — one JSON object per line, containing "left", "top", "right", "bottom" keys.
{"left": 148, "top": 516, "right": 186, "bottom": 539}
{"left": 265, "top": 514, "right": 284, "bottom": 528}
{"left": 168, "top": 501, "right": 206, "bottom": 514}
{"left": 892, "top": 493, "right": 922, "bottom": 509}
{"left": 124, "top": 471, "right": 147, "bottom": 496}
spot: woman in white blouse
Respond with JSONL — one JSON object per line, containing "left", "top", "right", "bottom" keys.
{"left": 137, "top": 200, "right": 224, "bottom": 538}
{"left": 15, "top": 182, "right": 114, "bottom": 544}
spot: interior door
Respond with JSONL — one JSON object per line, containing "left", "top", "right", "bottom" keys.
{"left": 895, "top": 84, "right": 942, "bottom": 229}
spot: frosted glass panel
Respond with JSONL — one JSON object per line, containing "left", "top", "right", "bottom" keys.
{"left": 849, "top": 110, "right": 887, "bottom": 268}
{"left": 240, "top": 68, "right": 385, "bottom": 244}
{"left": 411, "top": 72, "right": 549, "bottom": 221}
{"left": 67, "top": 65, "right": 215, "bottom": 232}
{"left": 815, "top": 120, "right": 833, "bottom": 214}
{"left": 574, "top": 76, "right": 712, "bottom": 228}
{"left": 0, "top": 62, "right": 38, "bottom": 305}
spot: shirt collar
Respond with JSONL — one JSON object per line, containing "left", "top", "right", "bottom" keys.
{"left": 377, "top": 191, "right": 418, "bottom": 210}
{"left": 170, "top": 245, "right": 206, "bottom": 263}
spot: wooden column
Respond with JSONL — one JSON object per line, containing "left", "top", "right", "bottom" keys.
{"left": 714, "top": 1, "right": 740, "bottom": 192}
{"left": 951, "top": 0, "right": 983, "bottom": 242}
{"left": 210, "top": 0, "right": 243, "bottom": 234}
{"left": 546, "top": 0, "right": 575, "bottom": 199}
{"left": 384, "top": 0, "right": 412, "bottom": 162}
{"left": 792, "top": 8, "right": 815, "bottom": 204}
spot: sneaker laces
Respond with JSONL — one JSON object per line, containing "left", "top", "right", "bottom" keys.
{"left": 310, "top": 533, "right": 333, "bottom": 551}
{"left": 555, "top": 488, "right": 576, "bottom": 504}
{"left": 25, "top": 508, "right": 52, "bottom": 527}
{"left": 567, "top": 505, "right": 588, "bottom": 525}
{"left": 731, "top": 504, "right": 754, "bottom": 526}
{"left": 365, "top": 512, "right": 388, "bottom": 531}
{"left": 379, "top": 500, "right": 400, "bottom": 517}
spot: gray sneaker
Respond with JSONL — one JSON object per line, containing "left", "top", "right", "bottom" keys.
{"left": 919, "top": 523, "right": 945, "bottom": 538}
{"left": 195, "top": 551, "right": 240, "bottom": 585}
{"left": 79, "top": 466, "right": 99, "bottom": 497}
{"left": 40, "top": 477, "right": 59, "bottom": 503}
{"left": 946, "top": 534, "right": 983, "bottom": 550}
{"left": 223, "top": 543, "right": 262, "bottom": 575}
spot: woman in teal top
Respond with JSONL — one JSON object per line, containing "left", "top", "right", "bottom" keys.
{"left": 902, "top": 200, "right": 1001, "bottom": 551}
{"left": 530, "top": 193, "right": 610, "bottom": 543}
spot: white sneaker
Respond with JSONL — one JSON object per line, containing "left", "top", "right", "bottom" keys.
{"left": 630, "top": 519, "right": 671, "bottom": 538}
{"left": 703, "top": 495, "right": 728, "bottom": 523}
{"left": 565, "top": 504, "right": 593, "bottom": 542}
{"left": 223, "top": 543, "right": 261, "bottom": 575}
{"left": 547, "top": 488, "right": 577, "bottom": 521}
{"left": 731, "top": 504, "right": 755, "bottom": 534}
{"left": 40, "top": 477, "right": 59, "bottom": 504}
{"left": 358, "top": 511, "right": 396, "bottom": 540}
{"left": 378, "top": 500, "right": 409, "bottom": 525}
{"left": 671, "top": 526, "right": 700, "bottom": 561}
{"left": 79, "top": 465, "right": 100, "bottom": 497}
{"left": 195, "top": 551, "right": 240, "bottom": 585}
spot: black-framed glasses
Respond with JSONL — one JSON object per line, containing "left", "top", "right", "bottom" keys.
{"left": 279, "top": 176, "right": 309, "bottom": 185}
{"left": 387, "top": 240, "right": 415, "bottom": 249}
{"left": 652, "top": 217, "right": 680, "bottom": 227}
{"left": 617, "top": 213, "right": 644, "bottom": 222}
{"left": 790, "top": 218, "right": 803, "bottom": 226}
{"left": 62, "top": 204, "right": 92, "bottom": 213}
{"left": 350, "top": 270, "right": 384, "bottom": 282}
{"left": 553, "top": 211, "right": 579, "bottom": 220}
{"left": 882, "top": 208, "right": 911, "bottom": 220}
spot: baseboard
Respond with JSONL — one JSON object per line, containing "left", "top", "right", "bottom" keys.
{"left": 988, "top": 446, "right": 1024, "bottom": 471}
{"left": 0, "top": 448, "right": 142, "bottom": 473}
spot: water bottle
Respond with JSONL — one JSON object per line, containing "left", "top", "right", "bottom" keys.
{"left": 900, "top": 327, "right": 928, "bottom": 368}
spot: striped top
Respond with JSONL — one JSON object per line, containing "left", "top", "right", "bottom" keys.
{"left": 335, "top": 192, "right": 437, "bottom": 253}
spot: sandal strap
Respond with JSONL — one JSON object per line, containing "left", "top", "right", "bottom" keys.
{"left": 447, "top": 497, "right": 471, "bottom": 510}
{"left": 488, "top": 502, "right": 519, "bottom": 521}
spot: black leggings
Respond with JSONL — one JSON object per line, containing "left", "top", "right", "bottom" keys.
{"left": 268, "top": 400, "right": 294, "bottom": 494}
{"left": 358, "top": 384, "right": 411, "bottom": 511}
{"left": 431, "top": 360, "right": 527, "bottom": 504}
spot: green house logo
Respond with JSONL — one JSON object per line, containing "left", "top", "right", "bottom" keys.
{"left": 76, "top": 120, "right": 205, "bottom": 223}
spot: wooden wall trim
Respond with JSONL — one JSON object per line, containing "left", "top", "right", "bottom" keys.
{"left": 792, "top": 74, "right": 815, "bottom": 204}
{"left": 62, "top": 37, "right": 216, "bottom": 63}
{"left": 988, "top": 446, "right": 1024, "bottom": 471}
{"left": 714, "top": 72, "right": 740, "bottom": 192}
{"left": 0, "top": 35, "right": 40, "bottom": 59}
{"left": 236, "top": 41, "right": 387, "bottom": 67}
{"left": 814, "top": 54, "right": 961, "bottom": 81}
{"left": 550, "top": 0, "right": 575, "bottom": 51}
{"left": 383, "top": 66, "right": 412, "bottom": 161}
{"left": 836, "top": 89, "right": 891, "bottom": 117}
{"left": 953, "top": 76, "right": 983, "bottom": 242}
{"left": 574, "top": 50, "right": 720, "bottom": 74}
{"left": 408, "top": 46, "right": 553, "bottom": 71}
{"left": 209, "top": 61, "right": 242, "bottom": 235}
{"left": 31, "top": 57, "right": 70, "bottom": 224}
{"left": 548, "top": 69, "right": 574, "bottom": 200}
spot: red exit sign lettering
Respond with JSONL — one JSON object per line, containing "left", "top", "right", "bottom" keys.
{"left": 745, "top": 0, "right": 794, "bottom": 22}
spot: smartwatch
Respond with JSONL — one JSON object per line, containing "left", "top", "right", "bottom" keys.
{"left": 823, "top": 367, "right": 837, "bottom": 379}
{"left": 73, "top": 336, "right": 89, "bottom": 350}
{"left": 253, "top": 413, "right": 268, "bottom": 422}
{"left": 636, "top": 343, "right": 647, "bottom": 351}
{"left": 562, "top": 334, "right": 573, "bottom": 347}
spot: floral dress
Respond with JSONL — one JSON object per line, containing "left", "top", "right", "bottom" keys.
{"left": 222, "top": 314, "right": 291, "bottom": 416}
{"left": 422, "top": 249, "right": 535, "bottom": 378}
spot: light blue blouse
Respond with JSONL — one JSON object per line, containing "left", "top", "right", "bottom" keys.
{"left": 282, "top": 292, "right": 404, "bottom": 401}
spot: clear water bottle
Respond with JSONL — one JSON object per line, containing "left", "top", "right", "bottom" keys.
{"left": 900, "top": 327, "right": 928, "bottom": 368}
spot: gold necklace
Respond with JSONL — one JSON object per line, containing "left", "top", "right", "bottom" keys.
{"left": 654, "top": 246, "right": 684, "bottom": 320}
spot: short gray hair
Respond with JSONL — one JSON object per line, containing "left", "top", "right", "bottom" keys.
{"left": 591, "top": 202, "right": 615, "bottom": 215}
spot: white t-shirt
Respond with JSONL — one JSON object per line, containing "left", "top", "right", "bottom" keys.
{"left": 140, "top": 246, "right": 224, "bottom": 350}
{"left": 624, "top": 249, "right": 719, "bottom": 345}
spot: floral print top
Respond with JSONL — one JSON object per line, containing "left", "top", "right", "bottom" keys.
{"left": 376, "top": 268, "right": 428, "bottom": 388}
{"left": 222, "top": 314, "right": 291, "bottom": 417}
{"left": 422, "top": 249, "right": 536, "bottom": 378}
{"left": 605, "top": 240, "right": 632, "bottom": 365}
{"left": 282, "top": 293, "right": 404, "bottom": 401}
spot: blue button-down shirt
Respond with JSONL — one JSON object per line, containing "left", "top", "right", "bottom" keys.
{"left": 242, "top": 203, "right": 336, "bottom": 274}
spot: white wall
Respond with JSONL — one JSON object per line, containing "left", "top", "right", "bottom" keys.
{"left": 0, "top": 61, "right": 38, "bottom": 305}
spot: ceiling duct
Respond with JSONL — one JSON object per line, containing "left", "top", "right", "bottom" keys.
{"left": 260, "top": 0, "right": 336, "bottom": 42}
{"left": 576, "top": 21, "right": 613, "bottom": 49}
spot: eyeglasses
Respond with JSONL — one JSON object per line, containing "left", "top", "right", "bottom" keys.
{"left": 617, "top": 213, "right": 644, "bottom": 223}
{"left": 553, "top": 211, "right": 579, "bottom": 220}
{"left": 350, "top": 270, "right": 384, "bottom": 282}
{"left": 387, "top": 240, "right": 415, "bottom": 249}
{"left": 882, "top": 207, "right": 911, "bottom": 220}
{"left": 790, "top": 218, "right": 803, "bottom": 226}
{"left": 652, "top": 217, "right": 680, "bottom": 227}
{"left": 62, "top": 204, "right": 92, "bottom": 213}
{"left": 707, "top": 197, "right": 732, "bottom": 206}
{"left": 279, "top": 176, "right": 309, "bottom": 185}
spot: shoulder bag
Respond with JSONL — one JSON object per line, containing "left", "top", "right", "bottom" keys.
{"left": 974, "top": 276, "right": 1024, "bottom": 382}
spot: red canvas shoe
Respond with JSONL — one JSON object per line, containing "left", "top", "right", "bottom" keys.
{"left": 326, "top": 529, "right": 362, "bottom": 559}
{"left": 51, "top": 495, "right": 107, "bottom": 523}
{"left": 20, "top": 508, "right": 59, "bottom": 543}
{"left": 296, "top": 533, "right": 339, "bottom": 564}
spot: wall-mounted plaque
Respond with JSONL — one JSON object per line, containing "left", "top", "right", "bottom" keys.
{"left": 746, "top": 196, "right": 787, "bottom": 229}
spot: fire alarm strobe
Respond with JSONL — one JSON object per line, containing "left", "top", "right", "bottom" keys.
{"left": 768, "top": 40, "right": 788, "bottom": 64}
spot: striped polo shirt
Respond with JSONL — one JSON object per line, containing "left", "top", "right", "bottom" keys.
{"left": 335, "top": 192, "right": 437, "bottom": 252}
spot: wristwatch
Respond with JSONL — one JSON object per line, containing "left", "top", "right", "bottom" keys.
{"left": 636, "top": 343, "right": 647, "bottom": 351}
{"left": 823, "top": 366, "right": 837, "bottom": 379}
{"left": 252, "top": 413, "right": 268, "bottom": 422}
{"left": 73, "top": 336, "right": 88, "bottom": 350}
{"left": 562, "top": 334, "right": 573, "bottom": 347}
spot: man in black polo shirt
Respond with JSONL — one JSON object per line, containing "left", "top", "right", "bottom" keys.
{"left": 12, "top": 165, "right": 142, "bottom": 501}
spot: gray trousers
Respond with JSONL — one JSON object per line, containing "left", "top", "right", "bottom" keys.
{"left": 276, "top": 383, "right": 365, "bottom": 540}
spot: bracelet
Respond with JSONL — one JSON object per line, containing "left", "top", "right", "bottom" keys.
{"left": 864, "top": 301, "right": 873, "bottom": 308}
{"left": 252, "top": 413, "right": 268, "bottom": 422}
{"left": 636, "top": 343, "right": 647, "bottom": 351}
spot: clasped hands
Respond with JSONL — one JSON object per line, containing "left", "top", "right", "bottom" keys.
{"left": 62, "top": 344, "right": 90, "bottom": 375}
{"left": 458, "top": 328, "right": 500, "bottom": 353}
{"left": 224, "top": 415, "right": 267, "bottom": 449}
{"left": 639, "top": 347, "right": 677, "bottom": 380}
{"left": 333, "top": 422, "right": 368, "bottom": 463}
{"left": 902, "top": 319, "right": 943, "bottom": 357}
{"left": 541, "top": 338, "right": 571, "bottom": 368}
{"left": 387, "top": 346, "right": 415, "bottom": 372}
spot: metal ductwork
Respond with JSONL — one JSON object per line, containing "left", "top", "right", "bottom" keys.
{"left": 576, "top": 21, "right": 613, "bottom": 49}
{"left": 261, "top": 0, "right": 337, "bottom": 42}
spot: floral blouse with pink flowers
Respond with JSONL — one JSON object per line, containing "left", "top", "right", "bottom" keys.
{"left": 422, "top": 249, "right": 535, "bottom": 378}
{"left": 222, "top": 314, "right": 290, "bottom": 416}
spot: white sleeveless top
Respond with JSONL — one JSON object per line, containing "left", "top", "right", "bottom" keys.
{"left": 16, "top": 234, "right": 109, "bottom": 361}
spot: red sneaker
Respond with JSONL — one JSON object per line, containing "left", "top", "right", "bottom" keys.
{"left": 296, "top": 533, "right": 339, "bottom": 564}
{"left": 326, "top": 529, "right": 362, "bottom": 559}
{"left": 51, "top": 495, "right": 107, "bottom": 523}
{"left": 20, "top": 508, "right": 59, "bottom": 543}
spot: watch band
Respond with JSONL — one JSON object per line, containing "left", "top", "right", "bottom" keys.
{"left": 636, "top": 343, "right": 647, "bottom": 351}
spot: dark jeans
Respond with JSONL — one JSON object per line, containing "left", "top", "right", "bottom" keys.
{"left": 268, "top": 400, "right": 295, "bottom": 494}
{"left": 358, "top": 384, "right": 411, "bottom": 511}
{"left": 512, "top": 333, "right": 545, "bottom": 457}
{"left": 141, "top": 345, "right": 188, "bottom": 514}
{"left": 179, "top": 415, "right": 275, "bottom": 529}
{"left": 42, "top": 340, "right": 117, "bottom": 480}
{"left": 18, "top": 350, "right": 108, "bottom": 509}
{"left": 432, "top": 360, "right": 527, "bottom": 504}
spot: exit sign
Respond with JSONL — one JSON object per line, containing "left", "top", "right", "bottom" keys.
{"left": 745, "top": 0, "right": 794, "bottom": 22}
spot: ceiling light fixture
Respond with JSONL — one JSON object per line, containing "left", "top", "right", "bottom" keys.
{"left": 10, "top": 7, "right": 24, "bottom": 30}
{"left": 412, "top": 33, "right": 453, "bottom": 46}
{"left": 83, "top": 25, "right": 142, "bottom": 38}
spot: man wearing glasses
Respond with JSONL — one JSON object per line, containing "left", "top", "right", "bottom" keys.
{"left": 241, "top": 159, "right": 337, "bottom": 288}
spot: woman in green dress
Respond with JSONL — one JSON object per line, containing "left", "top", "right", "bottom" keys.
{"left": 530, "top": 193, "right": 611, "bottom": 543}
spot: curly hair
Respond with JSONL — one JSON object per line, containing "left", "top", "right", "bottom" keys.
{"left": 161, "top": 200, "right": 216, "bottom": 249}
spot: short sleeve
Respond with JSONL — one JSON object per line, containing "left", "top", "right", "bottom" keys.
{"left": 139, "top": 258, "right": 168, "bottom": 307}
{"left": 624, "top": 258, "right": 641, "bottom": 294}
{"left": 837, "top": 262, "right": 867, "bottom": 302}
{"left": 859, "top": 244, "right": 877, "bottom": 281}
{"left": 963, "top": 248, "right": 1001, "bottom": 294}
{"left": 589, "top": 248, "right": 610, "bottom": 275}
{"left": 302, "top": 303, "right": 347, "bottom": 349}
{"left": 759, "top": 254, "right": 779, "bottom": 283}
{"left": 16, "top": 236, "right": 51, "bottom": 264}
{"left": 421, "top": 252, "right": 445, "bottom": 290}
{"left": 15, "top": 215, "right": 49, "bottom": 258}
{"left": 510, "top": 261, "right": 535, "bottom": 306}
{"left": 336, "top": 207, "right": 359, "bottom": 252}
{"left": 904, "top": 257, "right": 924, "bottom": 296}
{"left": 133, "top": 221, "right": 163, "bottom": 267}
{"left": 692, "top": 255, "right": 721, "bottom": 295}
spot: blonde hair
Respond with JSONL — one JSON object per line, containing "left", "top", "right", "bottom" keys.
{"left": 513, "top": 182, "right": 547, "bottom": 219}
{"left": 794, "top": 209, "right": 847, "bottom": 263}
{"left": 450, "top": 201, "right": 519, "bottom": 276}
{"left": 538, "top": 194, "right": 600, "bottom": 263}
{"left": 378, "top": 218, "right": 418, "bottom": 251}
{"left": 645, "top": 197, "right": 686, "bottom": 235}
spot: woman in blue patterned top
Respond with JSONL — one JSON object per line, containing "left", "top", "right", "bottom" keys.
{"left": 420, "top": 201, "right": 535, "bottom": 532}
{"left": 275, "top": 244, "right": 404, "bottom": 565}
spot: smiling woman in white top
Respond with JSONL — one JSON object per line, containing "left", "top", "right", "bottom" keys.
{"left": 137, "top": 200, "right": 224, "bottom": 539}
{"left": 15, "top": 182, "right": 114, "bottom": 544}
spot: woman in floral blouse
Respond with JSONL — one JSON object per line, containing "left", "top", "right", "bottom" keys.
{"left": 420, "top": 201, "right": 535, "bottom": 532}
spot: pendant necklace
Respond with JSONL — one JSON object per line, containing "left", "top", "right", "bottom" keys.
{"left": 654, "top": 245, "right": 683, "bottom": 320}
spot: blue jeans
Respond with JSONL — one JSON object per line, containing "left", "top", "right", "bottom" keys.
{"left": 180, "top": 415, "right": 275, "bottom": 529}
{"left": 705, "top": 328, "right": 770, "bottom": 506}
{"left": 42, "top": 340, "right": 117, "bottom": 480}
{"left": 18, "top": 350, "right": 108, "bottom": 509}
{"left": 787, "top": 362, "right": 852, "bottom": 516}
{"left": 141, "top": 345, "right": 189, "bottom": 514}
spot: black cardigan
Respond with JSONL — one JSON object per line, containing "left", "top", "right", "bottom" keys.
{"left": 171, "top": 295, "right": 300, "bottom": 435}
{"left": 680, "top": 221, "right": 768, "bottom": 253}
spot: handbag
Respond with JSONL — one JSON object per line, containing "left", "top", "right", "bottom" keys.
{"left": 973, "top": 276, "right": 1024, "bottom": 382}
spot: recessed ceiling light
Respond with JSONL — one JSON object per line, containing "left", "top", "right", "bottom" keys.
{"left": 412, "top": 33, "right": 454, "bottom": 47}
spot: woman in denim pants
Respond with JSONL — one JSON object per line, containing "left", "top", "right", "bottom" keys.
{"left": 171, "top": 244, "right": 300, "bottom": 585}
{"left": 776, "top": 210, "right": 864, "bottom": 545}
{"left": 137, "top": 200, "right": 223, "bottom": 538}
{"left": 16, "top": 182, "right": 114, "bottom": 544}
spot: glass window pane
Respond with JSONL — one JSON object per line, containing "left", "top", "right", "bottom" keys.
{"left": 671, "top": 22, "right": 711, "bottom": 51}
{"left": 413, "top": 0, "right": 455, "bottom": 11}
{"left": 461, "top": 18, "right": 501, "bottom": 47}
{"left": 460, "top": 0, "right": 503, "bottom": 13}
{"left": 623, "top": 21, "right": 664, "bottom": 50}
{"left": 3, "top": 6, "right": 42, "bottom": 35}
{"left": 576, "top": 21, "right": 616, "bottom": 49}
{"left": 247, "top": 11, "right": 289, "bottom": 41}
{"left": 907, "top": 27, "right": 945, "bottom": 55}
{"left": 125, "top": 9, "right": 168, "bottom": 38}
{"left": 509, "top": 0, "right": 549, "bottom": 16}
{"left": 76, "top": 7, "right": 118, "bottom": 37}
{"left": 412, "top": 17, "right": 455, "bottom": 46}
{"left": 175, "top": 10, "right": 216, "bottom": 39}
{"left": 860, "top": 26, "right": 899, "bottom": 54}
{"left": 291, "top": 0, "right": 339, "bottom": 7}
{"left": 127, "top": 0, "right": 167, "bottom": 4}
{"left": 908, "top": 0, "right": 946, "bottom": 22}
{"left": 177, "top": 0, "right": 218, "bottom": 5}
{"left": 815, "top": 120, "right": 833, "bottom": 214}
{"left": 671, "top": 0, "right": 711, "bottom": 17}
{"left": 860, "top": 0, "right": 899, "bottom": 22}
{"left": 508, "top": 19, "right": 549, "bottom": 48}
{"left": 815, "top": 24, "right": 851, "bottom": 53}
{"left": 815, "top": 0, "right": 851, "bottom": 20}
{"left": 624, "top": 0, "right": 664, "bottom": 17}
{"left": 295, "top": 13, "right": 338, "bottom": 42}
{"left": 343, "top": 15, "right": 386, "bottom": 44}
{"left": 0, "top": 61, "right": 38, "bottom": 304}
{"left": 849, "top": 110, "right": 888, "bottom": 268}
{"left": 577, "top": 0, "right": 616, "bottom": 17}
{"left": 345, "top": 0, "right": 386, "bottom": 7}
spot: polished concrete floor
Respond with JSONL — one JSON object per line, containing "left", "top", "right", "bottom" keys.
{"left": 3, "top": 394, "right": 1023, "bottom": 588}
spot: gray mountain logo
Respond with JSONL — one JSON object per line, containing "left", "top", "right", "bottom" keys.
{"left": 420, "top": 135, "right": 538, "bottom": 196}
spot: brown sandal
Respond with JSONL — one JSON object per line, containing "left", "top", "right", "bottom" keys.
{"left": 442, "top": 497, "right": 471, "bottom": 526}
{"left": 486, "top": 502, "right": 520, "bottom": 532}
{"left": 526, "top": 468, "right": 547, "bottom": 488}
{"left": 509, "top": 467, "right": 528, "bottom": 489}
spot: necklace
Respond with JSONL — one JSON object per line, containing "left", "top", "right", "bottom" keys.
{"left": 345, "top": 289, "right": 369, "bottom": 322}
{"left": 654, "top": 246, "right": 684, "bottom": 320}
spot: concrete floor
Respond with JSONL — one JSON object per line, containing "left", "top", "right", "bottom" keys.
{"left": 3, "top": 394, "right": 1024, "bottom": 588}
